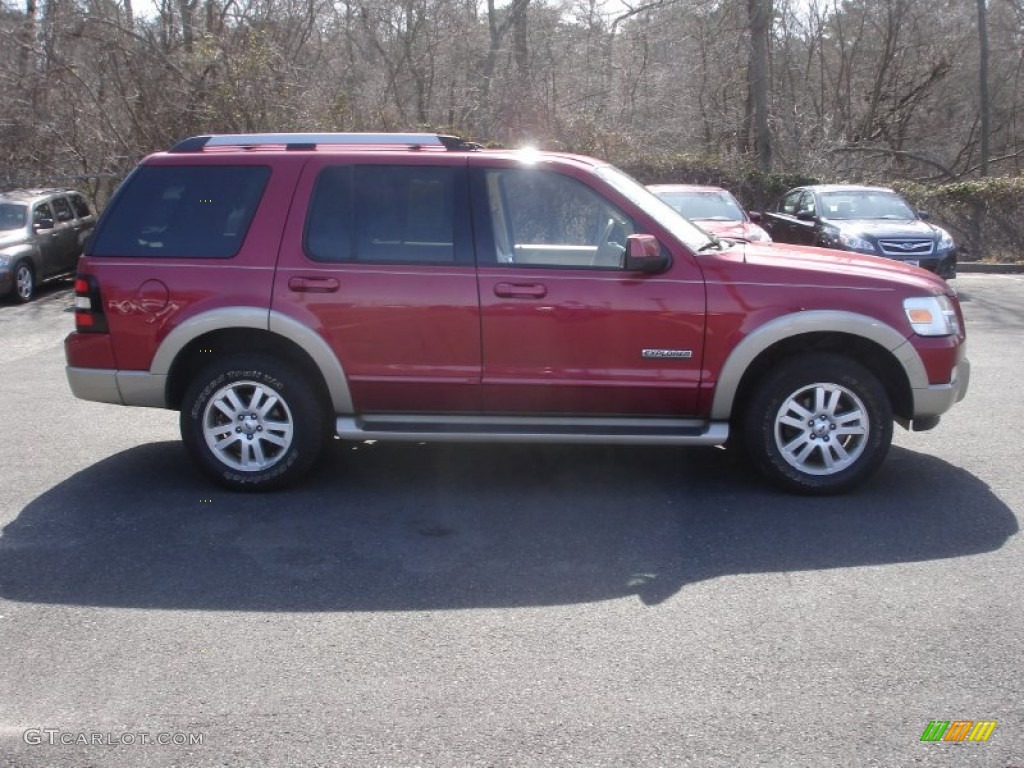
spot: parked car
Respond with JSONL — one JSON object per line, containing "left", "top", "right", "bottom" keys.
{"left": 763, "top": 185, "right": 957, "bottom": 278}
{"left": 0, "top": 188, "right": 96, "bottom": 302}
{"left": 65, "top": 133, "right": 968, "bottom": 495}
{"left": 648, "top": 184, "right": 772, "bottom": 243}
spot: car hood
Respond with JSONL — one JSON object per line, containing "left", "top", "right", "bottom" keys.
{"left": 826, "top": 218, "right": 938, "bottom": 239}
{"left": 732, "top": 242, "right": 948, "bottom": 291}
{"left": 0, "top": 230, "right": 29, "bottom": 248}
{"left": 696, "top": 220, "right": 770, "bottom": 242}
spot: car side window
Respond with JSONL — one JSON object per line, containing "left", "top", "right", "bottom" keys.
{"left": 479, "top": 168, "right": 635, "bottom": 268}
{"left": 70, "top": 194, "right": 92, "bottom": 219}
{"left": 33, "top": 202, "right": 54, "bottom": 226}
{"left": 305, "top": 165, "right": 457, "bottom": 264}
{"left": 51, "top": 196, "right": 74, "bottom": 223}
{"left": 89, "top": 165, "right": 271, "bottom": 258}
{"left": 798, "top": 191, "right": 816, "bottom": 216}
{"left": 781, "top": 190, "right": 802, "bottom": 215}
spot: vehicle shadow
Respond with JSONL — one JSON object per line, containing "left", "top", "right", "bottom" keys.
{"left": 0, "top": 440, "right": 1016, "bottom": 611}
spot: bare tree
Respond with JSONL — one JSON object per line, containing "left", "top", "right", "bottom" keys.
{"left": 746, "top": 0, "right": 772, "bottom": 171}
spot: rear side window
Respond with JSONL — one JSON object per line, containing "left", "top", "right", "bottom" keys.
{"left": 70, "top": 194, "right": 92, "bottom": 219}
{"left": 90, "top": 165, "right": 270, "bottom": 258}
{"left": 52, "top": 196, "right": 74, "bottom": 222}
{"left": 305, "top": 165, "right": 456, "bottom": 264}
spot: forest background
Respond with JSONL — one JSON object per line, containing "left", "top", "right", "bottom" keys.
{"left": 2, "top": 0, "right": 1023, "bottom": 259}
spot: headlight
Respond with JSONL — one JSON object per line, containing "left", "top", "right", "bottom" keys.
{"left": 937, "top": 229, "right": 955, "bottom": 252}
{"left": 0, "top": 254, "right": 10, "bottom": 267}
{"left": 904, "top": 295, "right": 960, "bottom": 336}
{"left": 838, "top": 232, "right": 876, "bottom": 252}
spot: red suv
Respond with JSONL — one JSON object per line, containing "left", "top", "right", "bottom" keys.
{"left": 65, "top": 133, "right": 969, "bottom": 494}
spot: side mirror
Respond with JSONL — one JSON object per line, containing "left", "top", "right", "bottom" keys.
{"left": 34, "top": 217, "right": 54, "bottom": 230}
{"left": 917, "top": 210, "right": 930, "bottom": 220}
{"left": 748, "top": 211, "right": 763, "bottom": 222}
{"left": 625, "top": 234, "right": 669, "bottom": 273}
{"left": 796, "top": 210, "right": 816, "bottom": 222}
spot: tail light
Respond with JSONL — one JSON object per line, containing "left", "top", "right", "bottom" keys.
{"left": 74, "top": 275, "right": 108, "bottom": 333}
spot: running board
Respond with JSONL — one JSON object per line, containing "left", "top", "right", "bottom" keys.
{"left": 335, "top": 414, "right": 729, "bottom": 446}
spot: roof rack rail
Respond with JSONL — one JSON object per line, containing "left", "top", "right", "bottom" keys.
{"left": 168, "top": 132, "right": 477, "bottom": 153}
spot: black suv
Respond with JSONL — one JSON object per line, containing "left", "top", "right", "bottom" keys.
{"left": 763, "top": 185, "right": 957, "bottom": 279}
{"left": 0, "top": 188, "right": 96, "bottom": 302}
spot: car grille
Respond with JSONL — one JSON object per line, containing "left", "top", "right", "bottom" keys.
{"left": 878, "top": 239, "right": 934, "bottom": 258}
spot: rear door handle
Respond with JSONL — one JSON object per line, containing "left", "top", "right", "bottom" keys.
{"left": 494, "top": 282, "right": 547, "bottom": 299}
{"left": 288, "top": 276, "right": 340, "bottom": 293}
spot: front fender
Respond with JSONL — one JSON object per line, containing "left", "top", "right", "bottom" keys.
{"left": 0, "top": 243, "right": 38, "bottom": 263}
{"left": 710, "top": 310, "right": 926, "bottom": 420}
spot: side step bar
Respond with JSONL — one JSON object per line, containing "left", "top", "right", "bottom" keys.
{"left": 336, "top": 414, "right": 729, "bottom": 446}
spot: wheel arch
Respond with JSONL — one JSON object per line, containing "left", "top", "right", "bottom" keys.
{"left": 712, "top": 311, "right": 920, "bottom": 425}
{"left": 155, "top": 308, "right": 353, "bottom": 413}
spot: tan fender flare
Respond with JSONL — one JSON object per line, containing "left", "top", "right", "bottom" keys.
{"left": 710, "top": 310, "right": 925, "bottom": 420}
{"left": 150, "top": 307, "right": 354, "bottom": 413}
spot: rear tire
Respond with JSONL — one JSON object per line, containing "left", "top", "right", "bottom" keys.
{"left": 12, "top": 261, "right": 34, "bottom": 303}
{"left": 743, "top": 354, "right": 893, "bottom": 494}
{"left": 180, "top": 354, "right": 327, "bottom": 491}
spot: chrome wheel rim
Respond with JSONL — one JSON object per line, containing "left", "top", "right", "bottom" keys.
{"left": 202, "top": 380, "right": 294, "bottom": 472}
{"left": 15, "top": 265, "right": 32, "bottom": 300}
{"left": 774, "top": 382, "right": 869, "bottom": 476}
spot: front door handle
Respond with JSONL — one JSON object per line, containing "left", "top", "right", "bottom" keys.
{"left": 494, "top": 282, "right": 547, "bottom": 299}
{"left": 289, "top": 276, "right": 340, "bottom": 293}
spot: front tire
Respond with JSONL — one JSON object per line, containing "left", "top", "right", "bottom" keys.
{"left": 180, "top": 355, "right": 327, "bottom": 491}
{"left": 743, "top": 354, "right": 893, "bottom": 494}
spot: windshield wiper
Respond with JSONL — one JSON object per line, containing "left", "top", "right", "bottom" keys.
{"left": 697, "top": 236, "right": 726, "bottom": 252}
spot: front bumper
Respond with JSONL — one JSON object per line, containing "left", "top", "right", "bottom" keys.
{"left": 910, "top": 355, "right": 970, "bottom": 430}
{"left": 0, "top": 267, "right": 12, "bottom": 296}
{"left": 884, "top": 251, "right": 957, "bottom": 279}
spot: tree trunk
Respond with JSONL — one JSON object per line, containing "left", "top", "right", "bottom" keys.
{"left": 747, "top": 0, "right": 773, "bottom": 172}
{"left": 18, "top": 0, "right": 37, "bottom": 82}
{"left": 977, "top": 0, "right": 990, "bottom": 176}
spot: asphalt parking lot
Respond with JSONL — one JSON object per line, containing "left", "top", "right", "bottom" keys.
{"left": 1, "top": 274, "right": 1022, "bottom": 767}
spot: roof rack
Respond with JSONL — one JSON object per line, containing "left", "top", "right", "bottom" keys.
{"left": 168, "top": 133, "right": 477, "bottom": 153}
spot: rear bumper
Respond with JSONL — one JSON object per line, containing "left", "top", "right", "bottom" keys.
{"left": 65, "top": 366, "right": 167, "bottom": 408}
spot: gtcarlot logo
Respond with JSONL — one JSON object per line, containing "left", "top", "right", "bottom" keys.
{"left": 920, "top": 720, "right": 997, "bottom": 742}
{"left": 23, "top": 728, "right": 204, "bottom": 747}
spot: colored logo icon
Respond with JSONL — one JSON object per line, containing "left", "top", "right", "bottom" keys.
{"left": 920, "top": 720, "right": 997, "bottom": 742}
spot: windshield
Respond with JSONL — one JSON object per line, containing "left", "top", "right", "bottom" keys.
{"left": 655, "top": 190, "right": 744, "bottom": 222}
{"left": 595, "top": 166, "right": 714, "bottom": 252}
{"left": 0, "top": 202, "right": 27, "bottom": 231}
{"left": 819, "top": 190, "right": 916, "bottom": 220}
